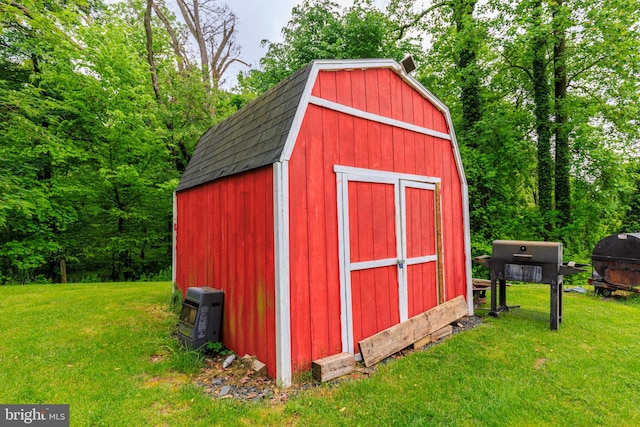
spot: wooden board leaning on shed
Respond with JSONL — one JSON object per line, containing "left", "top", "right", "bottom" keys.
{"left": 358, "top": 295, "right": 469, "bottom": 367}
{"left": 413, "top": 324, "right": 453, "bottom": 350}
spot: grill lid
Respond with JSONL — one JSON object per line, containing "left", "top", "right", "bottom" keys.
{"left": 492, "top": 240, "right": 562, "bottom": 264}
{"left": 592, "top": 233, "right": 640, "bottom": 286}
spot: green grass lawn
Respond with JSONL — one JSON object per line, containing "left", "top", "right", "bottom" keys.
{"left": 1, "top": 282, "right": 640, "bottom": 426}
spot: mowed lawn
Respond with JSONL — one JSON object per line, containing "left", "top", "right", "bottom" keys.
{"left": 1, "top": 282, "right": 640, "bottom": 426}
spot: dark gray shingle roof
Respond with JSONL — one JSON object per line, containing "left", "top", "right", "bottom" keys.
{"left": 176, "top": 63, "right": 313, "bottom": 192}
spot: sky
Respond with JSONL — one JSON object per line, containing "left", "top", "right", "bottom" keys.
{"left": 224, "top": 0, "right": 375, "bottom": 88}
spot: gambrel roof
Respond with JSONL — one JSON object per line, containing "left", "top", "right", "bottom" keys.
{"left": 176, "top": 58, "right": 462, "bottom": 193}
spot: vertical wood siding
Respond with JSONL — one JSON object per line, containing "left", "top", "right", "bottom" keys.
{"left": 348, "top": 181, "right": 399, "bottom": 353}
{"left": 289, "top": 68, "right": 466, "bottom": 371}
{"left": 175, "top": 166, "right": 277, "bottom": 377}
{"left": 405, "top": 186, "right": 438, "bottom": 317}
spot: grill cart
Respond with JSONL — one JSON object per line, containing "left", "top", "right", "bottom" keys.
{"left": 474, "top": 240, "right": 585, "bottom": 330}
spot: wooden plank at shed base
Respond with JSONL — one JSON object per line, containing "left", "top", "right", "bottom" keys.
{"left": 312, "top": 352, "right": 356, "bottom": 383}
{"left": 413, "top": 324, "right": 453, "bottom": 349}
{"left": 472, "top": 278, "right": 512, "bottom": 290}
{"left": 359, "top": 295, "right": 468, "bottom": 367}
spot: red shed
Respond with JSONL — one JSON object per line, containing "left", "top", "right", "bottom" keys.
{"left": 173, "top": 59, "right": 472, "bottom": 385}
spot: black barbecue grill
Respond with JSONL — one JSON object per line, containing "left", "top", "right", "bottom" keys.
{"left": 590, "top": 233, "right": 640, "bottom": 296}
{"left": 474, "top": 240, "right": 586, "bottom": 330}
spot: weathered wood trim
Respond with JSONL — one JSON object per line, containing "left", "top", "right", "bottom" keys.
{"left": 435, "top": 183, "right": 445, "bottom": 304}
{"left": 431, "top": 324, "right": 453, "bottom": 342}
{"left": 412, "top": 334, "right": 432, "bottom": 350}
{"left": 412, "top": 325, "right": 452, "bottom": 349}
{"left": 358, "top": 295, "right": 468, "bottom": 367}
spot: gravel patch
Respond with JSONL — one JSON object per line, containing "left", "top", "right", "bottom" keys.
{"left": 193, "top": 315, "right": 483, "bottom": 404}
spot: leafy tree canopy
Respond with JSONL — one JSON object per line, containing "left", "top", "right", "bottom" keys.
{"left": 238, "top": 0, "right": 423, "bottom": 94}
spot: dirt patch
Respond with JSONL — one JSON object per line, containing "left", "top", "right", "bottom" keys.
{"left": 192, "top": 315, "right": 483, "bottom": 404}
{"left": 149, "top": 354, "right": 165, "bottom": 363}
{"left": 144, "top": 373, "right": 190, "bottom": 391}
{"left": 534, "top": 358, "right": 547, "bottom": 370}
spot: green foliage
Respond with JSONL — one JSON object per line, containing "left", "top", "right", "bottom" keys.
{"left": 238, "top": 0, "right": 424, "bottom": 93}
{"left": 0, "top": 1, "right": 231, "bottom": 283}
{"left": 1, "top": 0, "right": 638, "bottom": 280}
{"left": 415, "top": 0, "right": 639, "bottom": 258}
{"left": 165, "top": 341, "right": 206, "bottom": 374}
{"left": 621, "top": 162, "right": 640, "bottom": 233}
{"left": 205, "top": 341, "right": 232, "bottom": 356}
{"left": 169, "top": 288, "right": 183, "bottom": 316}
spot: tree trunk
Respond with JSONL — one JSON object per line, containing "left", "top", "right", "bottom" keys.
{"left": 531, "top": 0, "right": 553, "bottom": 235}
{"left": 452, "top": 0, "right": 482, "bottom": 142}
{"left": 144, "top": 0, "right": 161, "bottom": 101}
{"left": 151, "top": 1, "right": 186, "bottom": 73}
{"left": 176, "top": 0, "right": 210, "bottom": 90}
{"left": 553, "top": 0, "right": 570, "bottom": 229}
{"left": 60, "top": 258, "right": 67, "bottom": 284}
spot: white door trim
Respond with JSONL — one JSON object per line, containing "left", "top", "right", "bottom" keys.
{"left": 399, "top": 180, "right": 440, "bottom": 318}
{"left": 336, "top": 166, "right": 441, "bottom": 354}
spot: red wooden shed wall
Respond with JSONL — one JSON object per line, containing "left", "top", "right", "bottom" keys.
{"left": 175, "top": 166, "right": 277, "bottom": 377}
{"left": 288, "top": 68, "right": 467, "bottom": 371}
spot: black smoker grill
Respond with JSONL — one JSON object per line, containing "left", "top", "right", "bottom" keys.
{"left": 590, "top": 233, "right": 640, "bottom": 296}
{"left": 178, "top": 287, "right": 224, "bottom": 349}
{"left": 474, "top": 240, "right": 585, "bottom": 330}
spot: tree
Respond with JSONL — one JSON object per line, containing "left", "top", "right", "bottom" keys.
{"left": 0, "top": 0, "right": 212, "bottom": 283}
{"left": 0, "top": 0, "right": 96, "bottom": 283}
{"left": 62, "top": 2, "right": 194, "bottom": 281}
{"left": 552, "top": 0, "right": 570, "bottom": 228}
{"left": 451, "top": 0, "right": 483, "bottom": 139}
{"left": 622, "top": 164, "right": 640, "bottom": 233}
{"left": 240, "top": 0, "right": 422, "bottom": 94}
{"left": 171, "top": 0, "right": 249, "bottom": 89}
{"left": 395, "top": 0, "right": 640, "bottom": 256}
{"left": 142, "top": 0, "right": 243, "bottom": 171}
{"left": 531, "top": 0, "right": 554, "bottom": 234}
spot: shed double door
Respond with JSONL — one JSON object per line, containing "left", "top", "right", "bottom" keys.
{"left": 336, "top": 167, "right": 442, "bottom": 355}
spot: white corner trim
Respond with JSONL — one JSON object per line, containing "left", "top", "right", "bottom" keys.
{"left": 273, "top": 161, "right": 292, "bottom": 387}
{"left": 463, "top": 181, "right": 474, "bottom": 315}
{"left": 442, "top": 120, "right": 472, "bottom": 313}
{"left": 309, "top": 96, "right": 452, "bottom": 141}
{"left": 172, "top": 191, "right": 177, "bottom": 286}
